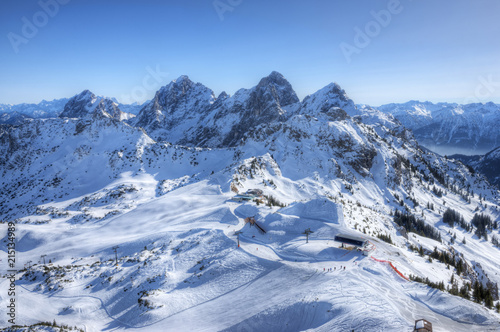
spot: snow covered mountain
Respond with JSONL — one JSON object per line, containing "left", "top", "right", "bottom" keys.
{"left": 133, "top": 71, "right": 301, "bottom": 147}
{"left": 452, "top": 146, "right": 500, "bottom": 189}
{"left": 1, "top": 73, "right": 500, "bottom": 331}
{"left": 374, "top": 101, "right": 500, "bottom": 155}
{"left": 0, "top": 94, "right": 139, "bottom": 125}
{"left": 0, "top": 111, "right": 31, "bottom": 126}
{"left": 0, "top": 98, "right": 69, "bottom": 124}
{"left": 132, "top": 72, "right": 374, "bottom": 149}
{"left": 58, "top": 90, "right": 134, "bottom": 122}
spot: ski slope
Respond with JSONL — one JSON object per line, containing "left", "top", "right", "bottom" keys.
{"left": 2, "top": 179, "right": 500, "bottom": 331}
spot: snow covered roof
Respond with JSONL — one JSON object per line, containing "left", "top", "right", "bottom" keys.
{"left": 414, "top": 319, "right": 432, "bottom": 331}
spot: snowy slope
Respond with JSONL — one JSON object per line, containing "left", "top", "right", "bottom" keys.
{"left": 1, "top": 74, "right": 500, "bottom": 331}
{"left": 452, "top": 147, "right": 500, "bottom": 189}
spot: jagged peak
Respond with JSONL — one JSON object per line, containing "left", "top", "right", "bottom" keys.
{"left": 100, "top": 98, "right": 117, "bottom": 105}
{"left": 217, "top": 91, "right": 229, "bottom": 99}
{"left": 267, "top": 70, "right": 285, "bottom": 80}
{"left": 323, "top": 82, "right": 348, "bottom": 97}
{"left": 250, "top": 71, "right": 300, "bottom": 107}
{"left": 170, "top": 75, "right": 194, "bottom": 90}
{"left": 95, "top": 98, "right": 117, "bottom": 109}
{"left": 59, "top": 90, "right": 99, "bottom": 118}
{"left": 303, "top": 82, "right": 350, "bottom": 104}
{"left": 257, "top": 71, "right": 290, "bottom": 89}
{"left": 156, "top": 75, "right": 203, "bottom": 97}
{"left": 300, "top": 81, "right": 359, "bottom": 118}
{"left": 134, "top": 76, "right": 215, "bottom": 126}
{"left": 74, "top": 89, "right": 96, "bottom": 101}
{"left": 174, "top": 75, "right": 191, "bottom": 84}
{"left": 89, "top": 98, "right": 126, "bottom": 122}
{"left": 59, "top": 91, "right": 121, "bottom": 120}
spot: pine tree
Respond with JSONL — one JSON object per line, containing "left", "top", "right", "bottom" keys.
{"left": 473, "top": 281, "right": 481, "bottom": 303}
{"left": 485, "top": 291, "right": 494, "bottom": 308}
{"left": 456, "top": 259, "right": 463, "bottom": 275}
{"left": 460, "top": 284, "right": 470, "bottom": 300}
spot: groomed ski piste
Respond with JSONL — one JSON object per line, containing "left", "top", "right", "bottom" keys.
{"left": 1, "top": 178, "right": 500, "bottom": 332}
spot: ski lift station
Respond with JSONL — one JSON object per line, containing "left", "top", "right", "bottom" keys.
{"left": 334, "top": 233, "right": 367, "bottom": 247}
{"left": 232, "top": 189, "right": 264, "bottom": 202}
{"left": 334, "top": 233, "right": 374, "bottom": 256}
{"left": 233, "top": 194, "right": 253, "bottom": 203}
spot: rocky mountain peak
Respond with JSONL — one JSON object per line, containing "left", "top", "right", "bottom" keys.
{"left": 75, "top": 89, "right": 95, "bottom": 100}
{"left": 59, "top": 90, "right": 99, "bottom": 118}
{"left": 257, "top": 71, "right": 288, "bottom": 87}
{"left": 149, "top": 75, "right": 214, "bottom": 113}
{"left": 132, "top": 72, "right": 366, "bottom": 148}
{"left": 170, "top": 75, "right": 194, "bottom": 93}
{"left": 254, "top": 71, "right": 299, "bottom": 107}
{"left": 58, "top": 90, "right": 130, "bottom": 122}
{"left": 174, "top": 74, "right": 191, "bottom": 84}
{"left": 92, "top": 99, "right": 125, "bottom": 121}
{"left": 243, "top": 72, "right": 299, "bottom": 120}
{"left": 217, "top": 91, "right": 229, "bottom": 99}
{"left": 133, "top": 76, "right": 216, "bottom": 139}
{"left": 300, "top": 82, "right": 359, "bottom": 118}
{"left": 320, "top": 83, "right": 355, "bottom": 106}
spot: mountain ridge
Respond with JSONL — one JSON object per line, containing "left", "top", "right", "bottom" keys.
{"left": 451, "top": 146, "right": 500, "bottom": 189}
{"left": 373, "top": 100, "right": 500, "bottom": 155}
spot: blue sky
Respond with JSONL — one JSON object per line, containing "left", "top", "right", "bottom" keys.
{"left": 1, "top": 0, "right": 500, "bottom": 105}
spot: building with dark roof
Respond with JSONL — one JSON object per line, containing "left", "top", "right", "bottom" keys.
{"left": 334, "top": 233, "right": 367, "bottom": 247}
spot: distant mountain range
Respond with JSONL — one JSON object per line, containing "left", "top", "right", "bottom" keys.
{"left": 371, "top": 101, "right": 500, "bottom": 156}
{"left": 0, "top": 96, "right": 145, "bottom": 125}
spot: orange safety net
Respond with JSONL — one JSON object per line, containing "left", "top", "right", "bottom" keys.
{"left": 370, "top": 256, "right": 410, "bottom": 281}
